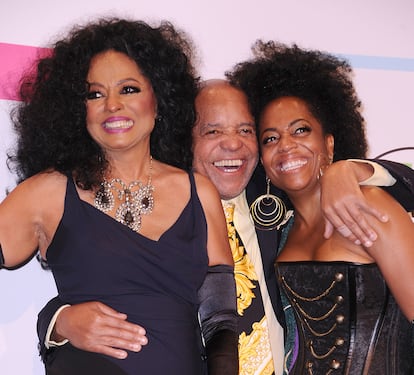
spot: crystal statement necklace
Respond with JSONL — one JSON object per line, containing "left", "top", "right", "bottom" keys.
{"left": 94, "top": 156, "right": 154, "bottom": 233}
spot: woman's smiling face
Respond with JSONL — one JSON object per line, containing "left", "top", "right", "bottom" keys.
{"left": 85, "top": 50, "right": 157, "bottom": 154}
{"left": 259, "top": 96, "right": 334, "bottom": 195}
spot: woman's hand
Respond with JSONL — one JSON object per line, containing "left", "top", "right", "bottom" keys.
{"left": 54, "top": 301, "right": 148, "bottom": 359}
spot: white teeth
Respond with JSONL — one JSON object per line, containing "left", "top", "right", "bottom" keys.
{"left": 280, "top": 159, "right": 307, "bottom": 172}
{"left": 214, "top": 159, "right": 243, "bottom": 167}
{"left": 103, "top": 120, "right": 133, "bottom": 129}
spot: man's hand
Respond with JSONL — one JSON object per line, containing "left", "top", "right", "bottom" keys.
{"left": 54, "top": 301, "right": 148, "bottom": 359}
{"left": 320, "top": 160, "right": 389, "bottom": 247}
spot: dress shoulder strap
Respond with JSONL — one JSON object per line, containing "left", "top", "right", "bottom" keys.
{"left": 188, "top": 170, "right": 196, "bottom": 196}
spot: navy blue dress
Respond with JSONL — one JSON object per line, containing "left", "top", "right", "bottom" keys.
{"left": 46, "top": 172, "right": 209, "bottom": 374}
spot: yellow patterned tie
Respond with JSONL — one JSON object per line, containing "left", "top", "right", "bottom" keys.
{"left": 223, "top": 202, "right": 275, "bottom": 375}
{"left": 224, "top": 203, "right": 240, "bottom": 249}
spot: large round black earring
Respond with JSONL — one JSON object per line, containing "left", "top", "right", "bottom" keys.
{"left": 250, "top": 177, "right": 287, "bottom": 230}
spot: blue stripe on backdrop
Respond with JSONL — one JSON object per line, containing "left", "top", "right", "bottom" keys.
{"left": 337, "top": 54, "right": 414, "bottom": 72}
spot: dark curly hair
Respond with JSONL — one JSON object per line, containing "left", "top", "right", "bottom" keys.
{"left": 9, "top": 17, "right": 199, "bottom": 189}
{"left": 226, "top": 40, "right": 368, "bottom": 161}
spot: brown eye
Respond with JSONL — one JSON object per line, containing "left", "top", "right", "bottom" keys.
{"left": 121, "top": 86, "right": 141, "bottom": 94}
{"left": 240, "top": 127, "right": 255, "bottom": 135}
{"left": 262, "top": 135, "right": 279, "bottom": 145}
{"left": 86, "top": 91, "right": 102, "bottom": 100}
{"left": 294, "top": 125, "right": 311, "bottom": 134}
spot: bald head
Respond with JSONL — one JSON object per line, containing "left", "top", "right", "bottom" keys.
{"left": 192, "top": 79, "right": 259, "bottom": 200}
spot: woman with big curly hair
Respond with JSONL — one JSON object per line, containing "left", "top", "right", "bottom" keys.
{"left": 228, "top": 41, "right": 414, "bottom": 374}
{"left": 0, "top": 18, "right": 238, "bottom": 374}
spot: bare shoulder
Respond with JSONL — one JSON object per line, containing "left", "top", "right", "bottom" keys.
{"left": 150, "top": 162, "right": 191, "bottom": 211}
{"left": 152, "top": 162, "right": 215, "bottom": 195}
{"left": 193, "top": 171, "right": 221, "bottom": 201}
{"left": 361, "top": 185, "right": 413, "bottom": 228}
{"left": 361, "top": 185, "right": 404, "bottom": 211}
{"left": 0, "top": 170, "right": 68, "bottom": 263}
{"left": 29, "top": 170, "right": 67, "bottom": 187}
{"left": 153, "top": 162, "right": 188, "bottom": 185}
{"left": 7, "top": 170, "right": 67, "bottom": 201}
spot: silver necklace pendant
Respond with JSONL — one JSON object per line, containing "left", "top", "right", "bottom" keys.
{"left": 116, "top": 198, "right": 142, "bottom": 232}
{"left": 94, "top": 157, "right": 154, "bottom": 233}
{"left": 135, "top": 184, "right": 154, "bottom": 214}
{"left": 94, "top": 183, "right": 114, "bottom": 212}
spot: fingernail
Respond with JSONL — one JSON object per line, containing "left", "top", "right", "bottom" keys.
{"left": 381, "top": 215, "right": 389, "bottom": 222}
{"left": 364, "top": 240, "right": 373, "bottom": 247}
{"left": 131, "top": 344, "right": 141, "bottom": 352}
{"left": 354, "top": 240, "right": 361, "bottom": 245}
{"left": 369, "top": 233, "right": 377, "bottom": 241}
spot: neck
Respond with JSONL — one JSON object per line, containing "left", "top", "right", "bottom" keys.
{"left": 105, "top": 151, "right": 153, "bottom": 183}
{"left": 221, "top": 190, "right": 245, "bottom": 202}
{"left": 288, "top": 188, "right": 323, "bottom": 228}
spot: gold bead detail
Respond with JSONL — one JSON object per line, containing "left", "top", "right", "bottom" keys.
{"left": 336, "top": 314, "right": 345, "bottom": 324}
{"left": 335, "top": 273, "right": 344, "bottom": 282}
{"left": 331, "top": 359, "right": 341, "bottom": 369}
{"left": 306, "top": 361, "right": 314, "bottom": 369}
{"left": 335, "top": 337, "right": 344, "bottom": 346}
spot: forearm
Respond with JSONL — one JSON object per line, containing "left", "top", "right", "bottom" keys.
{"left": 370, "top": 159, "right": 414, "bottom": 211}
{"left": 205, "top": 329, "right": 239, "bottom": 375}
{"left": 322, "top": 158, "right": 414, "bottom": 247}
{"left": 198, "top": 264, "right": 239, "bottom": 375}
{"left": 45, "top": 305, "right": 71, "bottom": 347}
{"left": 37, "top": 296, "right": 68, "bottom": 361}
{"left": 348, "top": 159, "right": 395, "bottom": 186}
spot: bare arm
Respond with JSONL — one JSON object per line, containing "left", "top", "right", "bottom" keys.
{"left": 0, "top": 177, "right": 45, "bottom": 267}
{"left": 194, "top": 172, "right": 238, "bottom": 375}
{"left": 320, "top": 160, "right": 389, "bottom": 247}
{"left": 194, "top": 172, "right": 233, "bottom": 266}
{"left": 361, "top": 186, "right": 414, "bottom": 320}
{"left": 0, "top": 172, "right": 70, "bottom": 268}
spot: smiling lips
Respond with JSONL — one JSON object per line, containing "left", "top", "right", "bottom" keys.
{"left": 213, "top": 159, "right": 244, "bottom": 172}
{"left": 279, "top": 158, "right": 308, "bottom": 172}
{"left": 102, "top": 119, "right": 134, "bottom": 130}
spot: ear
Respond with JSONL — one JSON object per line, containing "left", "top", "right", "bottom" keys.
{"left": 325, "top": 134, "right": 334, "bottom": 161}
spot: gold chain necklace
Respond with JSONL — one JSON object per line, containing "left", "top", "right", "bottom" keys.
{"left": 94, "top": 156, "right": 154, "bottom": 233}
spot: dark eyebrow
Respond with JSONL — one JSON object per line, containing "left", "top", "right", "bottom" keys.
{"left": 200, "top": 123, "right": 220, "bottom": 130}
{"left": 261, "top": 127, "right": 277, "bottom": 136}
{"left": 87, "top": 78, "right": 141, "bottom": 87}
{"left": 261, "top": 118, "right": 308, "bottom": 132}
{"left": 261, "top": 118, "right": 309, "bottom": 136}
{"left": 238, "top": 122, "right": 256, "bottom": 128}
{"left": 117, "top": 78, "right": 141, "bottom": 85}
{"left": 288, "top": 118, "right": 308, "bottom": 127}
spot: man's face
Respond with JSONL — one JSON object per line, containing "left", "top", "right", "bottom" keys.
{"left": 192, "top": 83, "right": 259, "bottom": 200}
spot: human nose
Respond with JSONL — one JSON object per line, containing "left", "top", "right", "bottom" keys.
{"left": 105, "top": 93, "right": 123, "bottom": 112}
{"left": 220, "top": 133, "right": 243, "bottom": 151}
{"left": 277, "top": 135, "right": 297, "bottom": 152}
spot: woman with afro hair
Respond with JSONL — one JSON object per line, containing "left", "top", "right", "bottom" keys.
{"left": 228, "top": 41, "right": 414, "bottom": 374}
{"left": 0, "top": 17, "right": 238, "bottom": 375}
